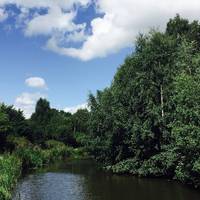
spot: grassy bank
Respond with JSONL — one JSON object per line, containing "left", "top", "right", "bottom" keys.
{"left": 0, "top": 138, "right": 87, "bottom": 200}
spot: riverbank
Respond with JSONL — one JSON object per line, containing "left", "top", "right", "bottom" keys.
{"left": 105, "top": 155, "right": 200, "bottom": 190}
{"left": 0, "top": 140, "right": 87, "bottom": 200}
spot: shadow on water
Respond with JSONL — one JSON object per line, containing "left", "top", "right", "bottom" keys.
{"left": 12, "top": 159, "right": 200, "bottom": 200}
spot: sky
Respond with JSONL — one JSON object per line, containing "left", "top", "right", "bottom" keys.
{"left": 1, "top": 0, "right": 200, "bottom": 118}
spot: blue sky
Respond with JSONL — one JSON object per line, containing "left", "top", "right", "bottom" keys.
{"left": 0, "top": 2, "right": 131, "bottom": 117}
{"left": 0, "top": 0, "right": 199, "bottom": 117}
{"left": 0, "top": 25, "right": 130, "bottom": 107}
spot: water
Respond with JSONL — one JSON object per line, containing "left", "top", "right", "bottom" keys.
{"left": 12, "top": 159, "right": 200, "bottom": 200}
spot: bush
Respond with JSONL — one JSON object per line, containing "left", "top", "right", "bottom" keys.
{"left": 173, "top": 155, "right": 200, "bottom": 188}
{"left": 15, "top": 146, "right": 44, "bottom": 169}
{"left": 44, "top": 140, "right": 66, "bottom": 149}
{"left": 138, "top": 149, "right": 179, "bottom": 177}
{"left": 70, "top": 147, "right": 88, "bottom": 159}
{"left": 43, "top": 140, "right": 73, "bottom": 162}
{"left": 107, "top": 158, "right": 141, "bottom": 174}
{"left": 6, "top": 136, "right": 31, "bottom": 150}
{"left": 43, "top": 140, "right": 87, "bottom": 161}
{"left": 74, "top": 132, "right": 90, "bottom": 147}
{"left": 13, "top": 140, "right": 74, "bottom": 169}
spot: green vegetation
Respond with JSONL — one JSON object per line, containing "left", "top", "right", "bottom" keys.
{"left": 0, "top": 97, "right": 89, "bottom": 151}
{"left": 0, "top": 155, "right": 21, "bottom": 200}
{"left": 88, "top": 15, "right": 200, "bottom": 189}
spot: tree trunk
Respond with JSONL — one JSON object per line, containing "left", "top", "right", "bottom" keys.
{"left": 160, "top": 84, "right": 164, "bottom": 118}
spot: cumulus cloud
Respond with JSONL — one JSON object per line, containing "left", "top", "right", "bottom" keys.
{"left": 0, "top": 0, "right": 90, "bottom": 39}
{"left": 25, "top": 77, "right": 47, "bottom": 89}
{"left": 14, "top": 92, "right": 46, "bottom": 118}
{"left": 64, "top": 103, "right": 88, "bottom": 114}
{"left": 1, "top": 0, "right": 200, "bottom": 60}
{"left": 49, "top": 0, "right": 200, "bottom": 60}
{"left": 25, "top": 7, "right": 78, "bottom": 36}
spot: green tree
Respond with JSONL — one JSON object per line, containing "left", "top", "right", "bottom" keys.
{"left": 31, "top": 98, "right": 51, "bottom": 124}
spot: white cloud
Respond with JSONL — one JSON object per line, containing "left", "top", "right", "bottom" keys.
{"left": 1, "top": 0, "right": 200, "bottom": 60}
{"left": 0, "top": 0, "right": 90, "bottom": 39}
{"left": 25, "top": 7, "right": 77, "bottom": 36}
{"left": 25, "top": 77, "right": 47, "bottom": 89}
{"left": 14, "top": 92, "right": 46, "bottom": 118}
{"left": 64, "top": 103, "right": 88, "bottom": 114}
{"left": 0, "top": 8, "right": 8, "bottom": 22}
{"left": 49, "top": 0, "right": 200, "bottom": 61}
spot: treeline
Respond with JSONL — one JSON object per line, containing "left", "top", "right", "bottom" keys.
{"left": 88, "top": 15, "right": 200, "bottom": 188}
{"left": 0, "top": 98, "right": 89, "bottom": 152}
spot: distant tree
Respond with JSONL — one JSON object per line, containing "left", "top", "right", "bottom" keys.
{"left": 0, "top": 104, "right": 29, "bottom": 150}
{"left": 31, "top": 98, "right": 51, "bottom": 124}
{"left": 0, "top": 106, "right": 10, "bottom": 151}
{"left": 72, "top": 109, "right": 89, "bottom": 133}
{"left": 30, "top": 98, "right": 52, "bottom": 143}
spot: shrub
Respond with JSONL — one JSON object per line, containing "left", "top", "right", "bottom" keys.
{"left": 43, "top": 140, "right": 72, "bottom": 162}
{"left": 108, "top": 158, "right": 141, "bottom": 174}
{"left": 138, "top": 149, "right": 179, "bottom": 177}
{"left": 70, "top": 147, "right": 88, "bottom": 159}
{"left": 15, "top": 147, "right": 43, "bottom": 169}
{"left": 6, "top": 136, "right": 31, "bottom": 149}
{"left": 74, "top": 132, "right": 90, "bottom": 147}
{"left": 44, "top": 140, "right": 66, "bottom": 149}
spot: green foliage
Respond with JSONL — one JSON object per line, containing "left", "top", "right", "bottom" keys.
{"left": 31, "top": 98, "right": 51, "bottom": 124}
{"left": 72, "top": 109, "right": 89, "bottom": 133}
{"left": 0, "top": 104, "right": 31, "bottom": 152}
{"left": 0, "top": 155, "right": 22, "bottom": 200}
{"left": 6, "top": 136, "right": 31, "bottom": 150}
{"left": 74, "top": 132, "right": 90, "bottom": 147}
{"left": 107, "top": 158, "right": 141, "bottom": 175}
{"left": 166, "top": 14, "right": 200, "bottom": 49}
{"left": 193, "top": 159, "right": 200, "bottom": 174}
{"left": 15, "top": 147, "right": 44, "bottom": 169}
{"left": 138, "top": 149, "right": 179, "bottom": 177}
{"left": 88, "top": 15, "right": 200, "bottom": 189}
{"left": 29, "top": 99, "right": 89, "bottom": 146}
{"left": 42, "top": 140, "right": 72, "bottom": 163}
{"left": 70, "top": 147, "right": 88, "bottom": 159}
{"left": 0, "top": 108, "right": 10, "bottom": 133}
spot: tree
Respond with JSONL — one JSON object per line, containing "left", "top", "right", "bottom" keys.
{"left": 31, "top": 98, "right": 51, "bottom": 124}
{"left": 0, "top": 104, "right": 29, "bottom": 151}
{"left": 88, "top": 16, "right": 200, "bottom": 189}
{"left": 72, "top": 109, "right": 89, "bottom": 133}
{"left": 0, "top": 107, "right": 10, "bottom": 151}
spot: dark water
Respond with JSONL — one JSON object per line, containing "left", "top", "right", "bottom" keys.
{"left": 12, "top": 159, "right": 200, "bottom": 200}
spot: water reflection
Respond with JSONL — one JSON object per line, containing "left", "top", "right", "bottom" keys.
{"left": 12, "top": 160, "right": 200, "bottom": 200}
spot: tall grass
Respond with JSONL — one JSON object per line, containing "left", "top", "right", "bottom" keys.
{"left": 0, "top": 155, "right": 22, "bottom": 200}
